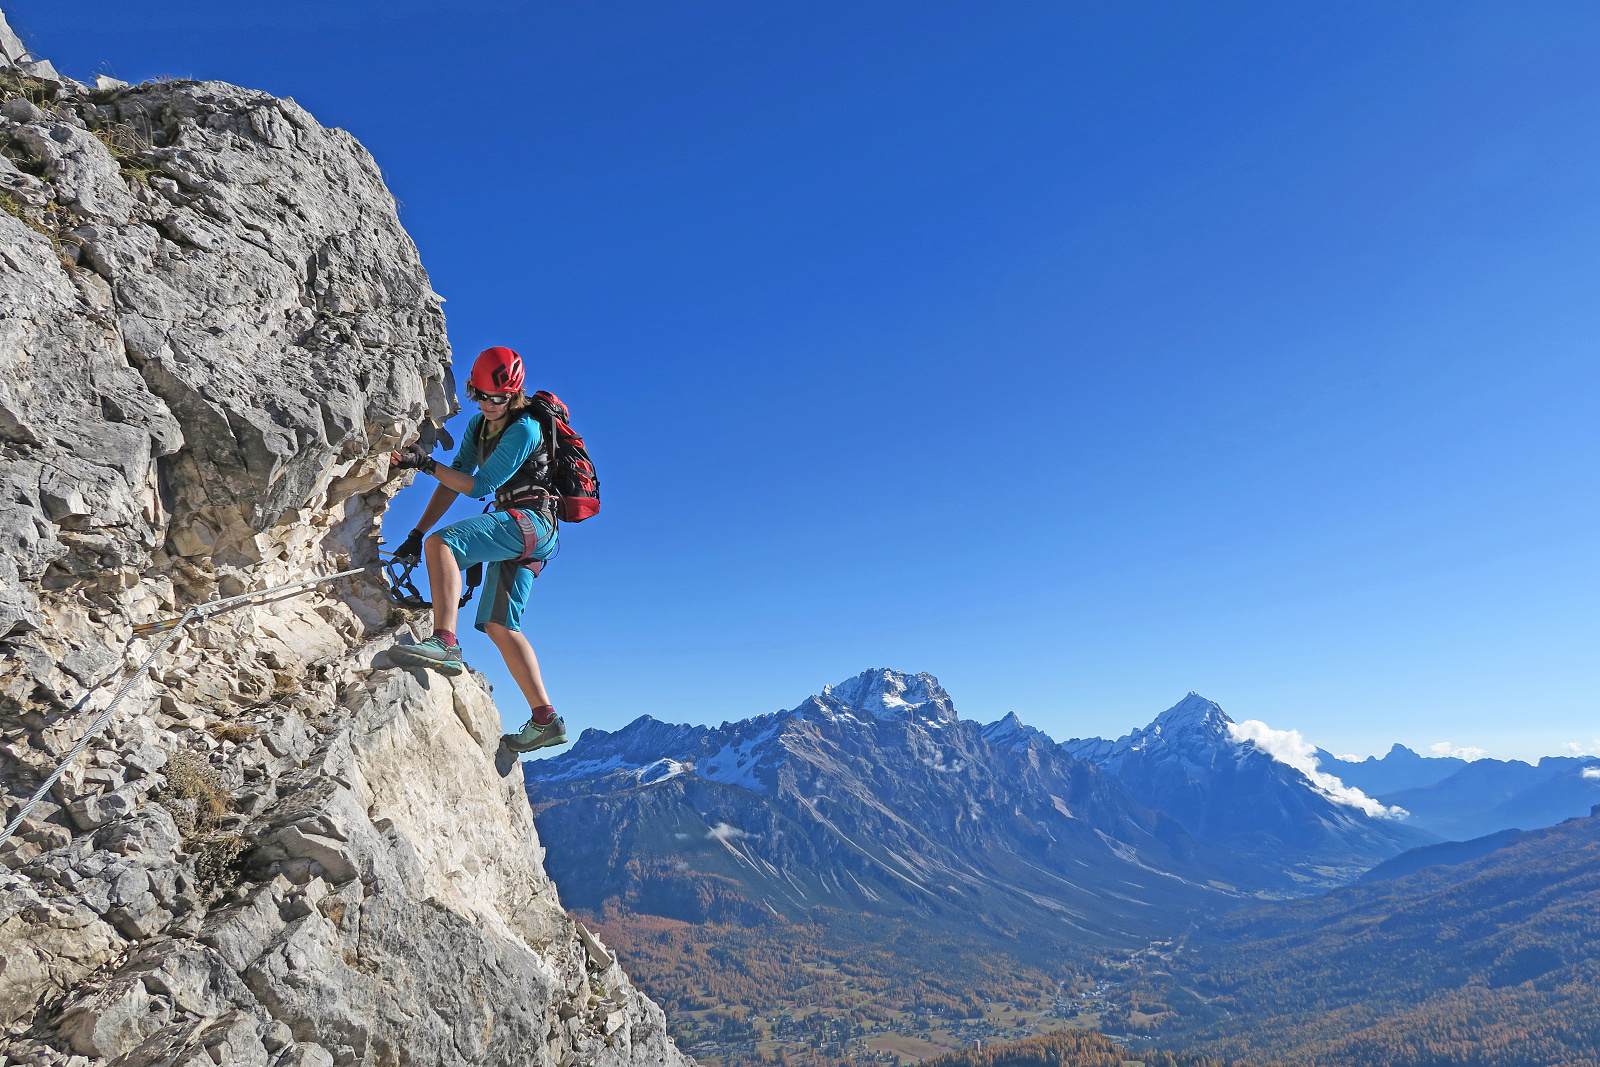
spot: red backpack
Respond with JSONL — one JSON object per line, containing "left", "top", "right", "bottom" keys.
{"left": 522, "top": 390, "right": 600, "bottom": 522}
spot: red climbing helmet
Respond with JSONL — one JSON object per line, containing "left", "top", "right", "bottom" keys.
{"left": 469, "top": 346, "right": 525, "bottom": 395}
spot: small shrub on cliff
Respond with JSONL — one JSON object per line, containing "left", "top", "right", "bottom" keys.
{"left": 189, "top": 832, "right": 246, "bottom": 889}
{"left": 158, "top": 749, "right": 230, "bottom": 833}
{"left": 157, "top": 750, "right": 248, "bottom": 890}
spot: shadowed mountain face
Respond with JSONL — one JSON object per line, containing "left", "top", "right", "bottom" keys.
{"left": 526, "top": 670, "right": 1280, "bottom": 959}
{"left": 1063, "top": 694, "right": 1436, "bottom": 885}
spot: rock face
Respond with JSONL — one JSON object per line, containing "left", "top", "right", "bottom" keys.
{"left": 527, "top": 668, "right": 1281, "bottom": 962}
{"left": 0, "top": 17, "right": 686, "bottom": 1067}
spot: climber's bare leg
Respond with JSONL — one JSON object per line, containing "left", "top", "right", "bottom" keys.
{"left": 485, "top": 622, "right": 552, "bottom": 708}
{"left": 424, "top": 534, "right": 461, "bottom": 637}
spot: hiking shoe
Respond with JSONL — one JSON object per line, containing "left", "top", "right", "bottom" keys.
{"left": 504, "top": 714, "right": 567, "bottom": 753}
{"left": 389, "top": 636, "right": 464, "bottom": 677}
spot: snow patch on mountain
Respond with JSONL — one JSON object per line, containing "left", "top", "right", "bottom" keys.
{"left": 1063, "top": 692, "right": 1234, "bottom": 769}
{"left": 534, "top": 751, "right": 641, "bottom": 783}
{"left": 639, "top": 759, "right": 692, "bottom": 785}
{"left": 695, "top": 727, "right": 780, "bottom": 794}
{"left": 1228, "top": 719, "right": 1406, "bottom": 819}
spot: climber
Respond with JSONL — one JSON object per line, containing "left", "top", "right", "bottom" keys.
{"left": 385, "top": 346, "right": 566, "bottom": 752}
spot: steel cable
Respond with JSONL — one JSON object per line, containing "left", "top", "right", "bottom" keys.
{"left": 0, "top": 565, "right": 371, "bottom": 852}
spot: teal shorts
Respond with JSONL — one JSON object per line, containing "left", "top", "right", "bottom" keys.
{"left": 434, "top": 510, "right": 557, "bottom": 633}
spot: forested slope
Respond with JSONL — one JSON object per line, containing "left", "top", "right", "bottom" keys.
{"left": 920, "top": 1030, "right": 1246, "bottom": 1067}
{"left": 1157, "top": 812, "right": 1600, "bottom": 1066}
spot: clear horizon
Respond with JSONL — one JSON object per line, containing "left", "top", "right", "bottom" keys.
{"left": 19, "top": 0, "right": 1598, "bottom": 765}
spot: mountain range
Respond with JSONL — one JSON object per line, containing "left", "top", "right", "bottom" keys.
{"left": 527, "top": 670, "right": 1276, "bottom": 963}
{"left": 1375, "top": 755, "right": 1599, "bottom": 840}
{"left": 526, "top": 671, "right": 1457, "bottom": 954}
{"left": 525, "top": 668, "right": 1600, "bottom": 1067}
{"left": 529, "top": 671, "right": 1598, "bottom": 930}
{"left": 1310, "top": 742, "right": 1600, "bottom": 839}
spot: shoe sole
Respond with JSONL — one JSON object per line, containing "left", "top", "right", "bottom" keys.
{"left": 389, "top": 648, "right": 465, "bottom": 677}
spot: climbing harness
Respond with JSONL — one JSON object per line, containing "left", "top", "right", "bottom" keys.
{"left": 502, "top": 506, "right": 552, "bottom": 578}
{"left": 0, "top": 565, "right": 371, "bottom": 852}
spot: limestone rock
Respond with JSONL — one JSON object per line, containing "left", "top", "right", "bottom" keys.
{"left": 0, "top": 15, "right": 688, "bottom": 1067}
{"left": 0, "top": 7, "right": 59, "bottom": 81}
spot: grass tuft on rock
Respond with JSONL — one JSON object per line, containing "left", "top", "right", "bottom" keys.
{"left": 89, "top": 124, "right": 159, "bottom": 185}
{"left": 208, "top": 723, "right": 256, "bottom": 745}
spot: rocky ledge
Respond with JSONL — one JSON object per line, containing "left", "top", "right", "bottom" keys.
{"left": 0, "top": 10, "right": 686, "bottom": 1067}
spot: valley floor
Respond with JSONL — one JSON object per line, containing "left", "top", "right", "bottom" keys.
{"left": 585, "top": 908, "right": 1185, "bottom": 1067}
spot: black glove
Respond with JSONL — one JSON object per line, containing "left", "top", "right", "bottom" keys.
{"left": 392, "top": 529, "right": 424, "bottom": 563}
{"left": 393, "top": 444, "right": 437, "bottom": 474}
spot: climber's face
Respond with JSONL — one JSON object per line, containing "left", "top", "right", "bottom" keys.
{"left": 467, "top": 386, "right": 515, "bottom": 418}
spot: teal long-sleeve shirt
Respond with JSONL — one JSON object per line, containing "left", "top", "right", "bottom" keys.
{"left": 448, "top": 412, "right": 541, "bottom": 498}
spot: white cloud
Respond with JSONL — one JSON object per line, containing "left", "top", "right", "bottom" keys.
{"left": 1336, "top": 754, "right": 1362, "bottom": 762}
{"left": 1430, "top": 742, "right": 1488, "bottom": 760}
{"left": 1582, "top": 767, "right": 1600, "bottom": 781}
{"left": 706, "top": 822, "right": 755, "bottom": 843}
{"left": 1228, "top": 720, "right": 1406, "bottom": 819}
{"left": 1566, "top": 740, "right": 1600, "bottom": 757}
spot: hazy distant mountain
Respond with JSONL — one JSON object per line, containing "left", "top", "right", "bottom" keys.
{"left": 1158, "top": 810, "right": 1600, "bottom": 1067}
{"left": 1063, "top": 694, "right": 1436, "bottom": 884}
{"left": 1376, "top": 756, "right": 1600, "bottom": 840}
{"left": 526, "top": 669, "right": 1281, "bottom": 961}
{"left": 1314, "top": 743, "right": 1467, "bottom": 796}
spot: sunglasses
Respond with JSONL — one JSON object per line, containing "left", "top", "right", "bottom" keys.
{"left": 467, "top": 387, "right": 514, "bottom": 406}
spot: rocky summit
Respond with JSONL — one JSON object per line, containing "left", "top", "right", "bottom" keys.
{"left": 526, "top": 668, "right": 1283, "bottom": 961}
{"left": 1063, "top": 693, "right": 1436, "bottom": 886}
{"left": 0, "top": 13, "right": 685, "bottom": 1067}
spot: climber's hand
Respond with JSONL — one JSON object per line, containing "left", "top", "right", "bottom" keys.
{"left": 391, "top": 445, "right": 436, "bottom": 474}
{"left": 392, "top": 529, "right": 425, "bottom": 564}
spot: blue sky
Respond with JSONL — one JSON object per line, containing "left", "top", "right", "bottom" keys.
{"left": 22, "top": 1, "right": 1599, "bottom": 762}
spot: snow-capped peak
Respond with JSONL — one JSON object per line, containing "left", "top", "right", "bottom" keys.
{"left": 1149, "top": 692, "right": 1235, "bottom": 739}
{"left": 1062, "top": 694, "right": 1405, "bottom": 820}
{"left": 812, "top": 668, "right": 957, "bottom": 724}
{"left": 979, "top": 711, "right": 1056, "bottom": 751}
{"left": 1064, "top": 692, "right": 1233, "bottom": 763}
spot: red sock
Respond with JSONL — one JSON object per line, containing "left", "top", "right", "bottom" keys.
{"left": 530, "top": 704, "right": 557, "bottom": 726}
{"left": 434, "top": 628, "right": 457, "bottom": 647}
